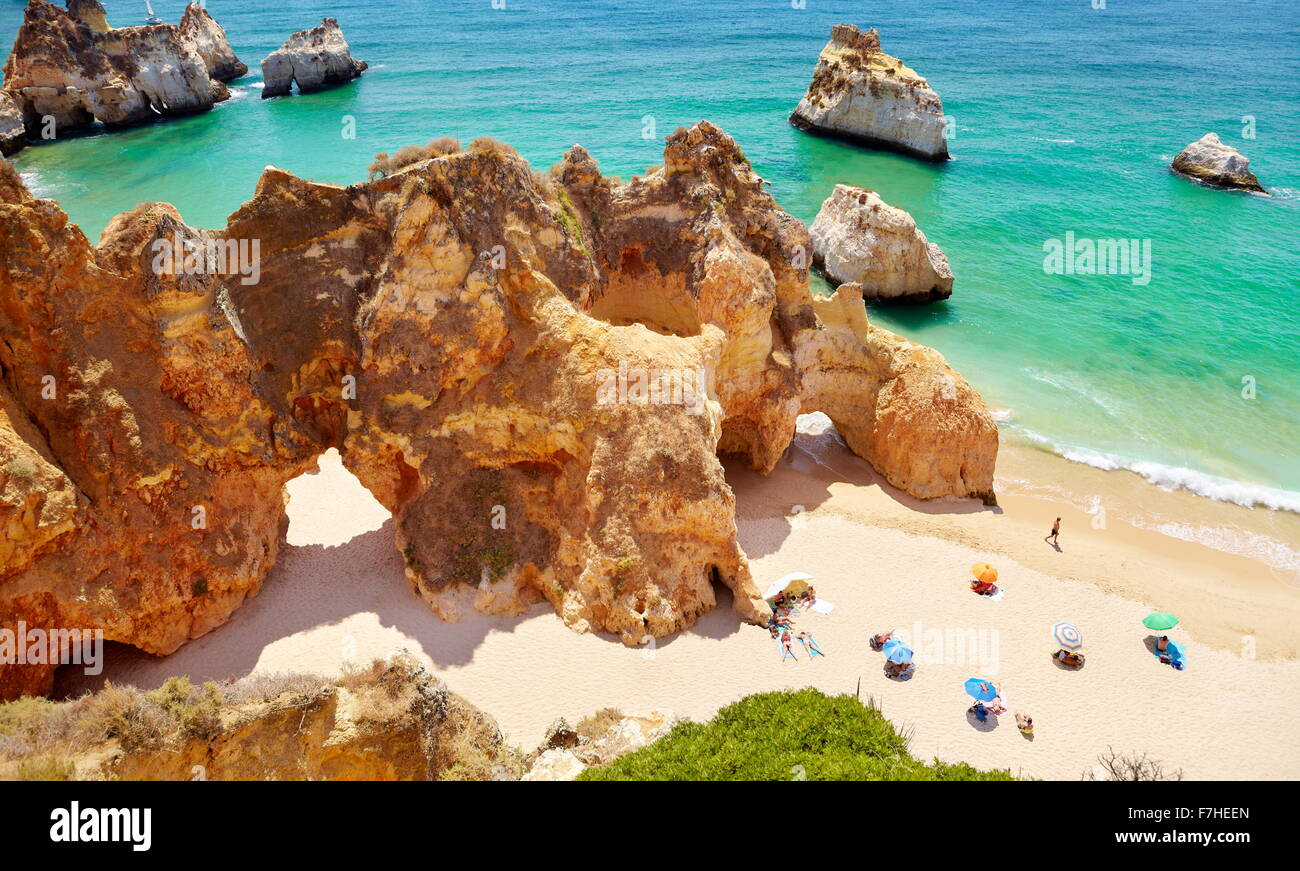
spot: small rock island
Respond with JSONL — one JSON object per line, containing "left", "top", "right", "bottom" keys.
{"left": 260, "top": 18, "right": 367, "bottom": 98}
{"left": 1170, "top": 132, "right": 1267, "bottom": 194}
{"left": 810, "top": 184, "right": 954, "bottom": 303}
{"left": 790, "top": 25, "right": 950, "bottom": 161}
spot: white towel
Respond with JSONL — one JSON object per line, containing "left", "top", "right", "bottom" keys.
{"left": 810, "top": 599, "right": 836, "bottom": 615}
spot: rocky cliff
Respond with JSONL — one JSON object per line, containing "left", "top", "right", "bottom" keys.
{"left": 1171, "top": 132, "right": 1267, "bottom": 194}
{"left": 810, "top": 184, "right": 953, "bottom": 302}
{"left": 790, "top": 25, "right": 949, "bottom": 161}
{"left": 0, "top": 656, "right": 519, "bottom": 780}
{"left": 178, "top": 2, "right": 248, "bottom": 83}
{"left": 0, "top": 122, "right": 995, "bottom": 699}
{"left": 260, "top": 18, "right": 366, "bottom": 98}
{"left": 0, "top": 0, "right": 245, "bottom": 153}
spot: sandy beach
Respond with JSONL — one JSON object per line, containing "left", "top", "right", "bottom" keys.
{"left": 57, "top": 426, "right": 1300, "bottom": 781}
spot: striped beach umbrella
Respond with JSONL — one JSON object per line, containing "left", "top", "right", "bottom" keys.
{"left": 1143, "top": 612, "right": 1179, "bottom": 631}
{"left": 1052, "top": 621, "right": 1084, "bottom": 650}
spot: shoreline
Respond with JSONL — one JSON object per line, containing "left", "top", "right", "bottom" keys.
{"left": 51, "top": 424, "right": 1300, "bottom": 779}
{"left": 774, "top": 417, "right": 1300, "bottom": 660}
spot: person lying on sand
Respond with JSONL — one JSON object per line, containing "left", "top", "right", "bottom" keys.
{"left": 869, "top": 630, "right": 893, "bottom": 651}
{"left": 1055, "top": 649, "right": 1085, "bottom": 668}
{"left": 780, "top": 630, "right": 798, "bottom": 660}
{"left": 987, "top": 696, "right": 1007, "bottom": 716}
{"left": 971, "top": 580, "right": 998, "bottom": 596}
{"left": 797, "top": 631, "right": 824, "bottom": 657}
{"left": 1015, "top": 713, "right": 1034, "bottom": 735}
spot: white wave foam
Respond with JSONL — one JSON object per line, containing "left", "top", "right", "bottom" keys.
{"left": 1006, "top": 426, "right": 1300, "bottom": 513}
{"left": 18, "top": 171, "right": 53, "bottom": 199}
{"left": 1031, "top": 137, "right": 1076, "bottom": 144}
{"left": 1131, "top": 518, "right": 1300, "bottom": 586}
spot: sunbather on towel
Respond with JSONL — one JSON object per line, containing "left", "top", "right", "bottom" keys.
{"left": 798, "top": 631, "right": 825, "bottom": 657}
{"left": 971, "top": 580, "right": 998, "bottom": 596}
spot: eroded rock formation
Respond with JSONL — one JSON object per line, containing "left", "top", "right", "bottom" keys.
{"left": 178, "top": 2, "right": 248, "bottom": 83}
{"left": 0, "top": 656, "right": 515, "bottom": 780}
{"left": 797, "top": 284, "right": 996, "bottom": 503}
{"left": 0, "top": 122, "right": 995, "bottom": 700}
{"left": 1171, "top": 132, "right": 1267, "bottom": 194}
{"left": 0, "top": 94, "right": 25, "bottom": 156}
{"left": 790, "top": 25, "right": 950, "bottom": 161}
{"left": 810, "top": 184, "right": 953, "bottom": 302}
{"left": 0, "top": 1, "right": 246, "bottom": 153}
{"left": 260, "top": 18, "right": 366, "bottom": 98}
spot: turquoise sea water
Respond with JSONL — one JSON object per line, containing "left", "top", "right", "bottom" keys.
{"left": 4, "top": 0, "right": 1298, "bottom": 512}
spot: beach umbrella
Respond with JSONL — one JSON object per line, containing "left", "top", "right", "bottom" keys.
{"left": 882, "top": 640, "right": 913, "bottom": 664}
{"left": 1143, "top": 612, "right": 1179, "bottom": 631}
{"left": 971, "top": 563, "right": 998, "bottom": 584}
{"left": 764, "top": 571, "right": 815, "bottom": 599}
{"left": 1052, "top": 621, "right": 1084, "bottom": 650}
{"left": 964, "top": 678, "right": 999, "bottom": 701}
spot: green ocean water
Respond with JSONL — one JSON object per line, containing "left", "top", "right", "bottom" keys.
{"left": 3, "top": 0, "right": 1298, "bottom": 519}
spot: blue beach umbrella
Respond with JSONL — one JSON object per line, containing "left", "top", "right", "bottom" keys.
{"left": 882, "top": 640, "right": 913, "bottom": 664}
{"left": 964, "top": 678, "right": 998, "bottom": 701}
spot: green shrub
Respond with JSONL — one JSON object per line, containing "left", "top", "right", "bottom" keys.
{"left": 578, "top": 689, "right": 1017, "bottom": 781}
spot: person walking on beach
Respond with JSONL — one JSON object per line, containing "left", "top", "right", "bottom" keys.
{"left": 1046, "top": 517, "right": 1061, "bottom": 546}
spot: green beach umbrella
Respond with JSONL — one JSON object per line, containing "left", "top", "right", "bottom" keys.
{"left": 1142, "top": 612, "right": 1179, "bottom": 631}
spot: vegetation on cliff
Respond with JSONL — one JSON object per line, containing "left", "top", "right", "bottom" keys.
{"left": 578, "top": 689, "right": 1017, "bottom": 781}
{"left": 0, "top": 656, "right": 521, "bottom": 781}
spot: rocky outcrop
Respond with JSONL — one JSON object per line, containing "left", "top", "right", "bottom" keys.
{"left": 0, "top": 656, "right": 516, "bottom": 780}
{"left": 790, "top": 25, "right": 949, "bottom": 161}
{"left": 178, "top": 2, "right": 248, "bottom": 82}
{"left": 810, "top": 184, "right": 953, "bottom": 302}
{"left": 522, "top": 710, "right": 680, "bottom": 780}
{"left": 0, "top": 0, "right": 245, "bottom": 154}
{"left": 1170, "top": 133, "right": 1267, "bottom": 194}
{"left": 796, "top": 284, "right": 997, "bottom": 504}
{"left": 0, "top": 94, "right": 26, "bottom": 156}
{"left": 260, "top": 18, "right": 366, "bottom": 98}
{"left": 0, "top": 122, "right": 996, "bottom": 698}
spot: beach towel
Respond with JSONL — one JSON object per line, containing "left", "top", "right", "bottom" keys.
{"left": 988, "top": 588, "right": 1005, "bottom": 602}
{"left": 1152, "top": 640, "right": 1185, "bottom": 668}
{"left": 798, "top": 634, "right": 826, "bottom": 658}
{"left": 809, "top": 599, "right": 836, "bottom": 615}
{"left": 777, "top": 636, "right": 797, "bottom": 661}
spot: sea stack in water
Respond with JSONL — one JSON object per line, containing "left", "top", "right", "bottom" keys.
{"left": 790, "top": 25, "right": 949, "bottom": 161}
{"left": 0, "top": 122, "right": 996, "bottom": 700}
{"left": 810, "top": 184, "right": 953, "bottom": 302}
{"left": 260, "top": 19, "right": 367, "bottom": 98}
{"left": 179, "top": 2, "right": 249, "bottom": 82}
{"left": 1170, "top": 133, "right": 1267, "bottom": 194}
{"left": 0, "top": 0, "right": 246, "bottom": 153}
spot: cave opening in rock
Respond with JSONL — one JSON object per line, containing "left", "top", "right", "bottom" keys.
{"left": 283, "top": 448, "right": 392, "bottom": 547}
